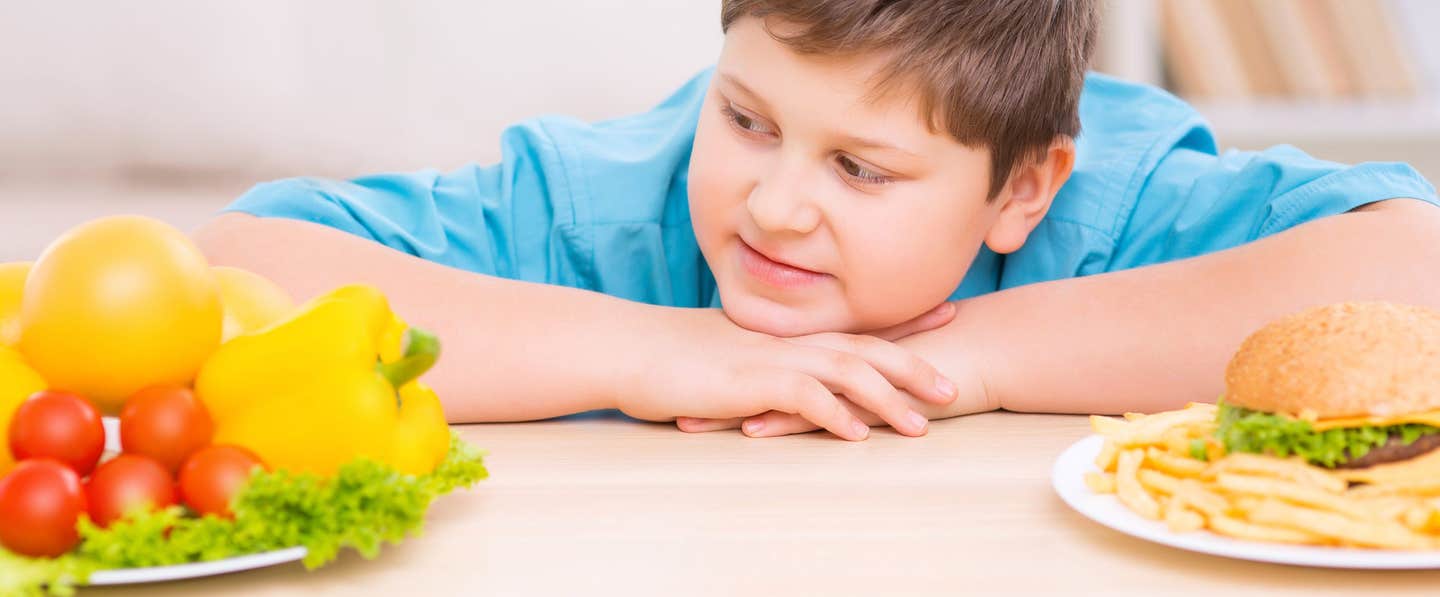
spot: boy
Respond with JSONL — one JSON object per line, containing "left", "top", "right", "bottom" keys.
{"left": 195, "top": 0, "right": 1440, "bottom": 441}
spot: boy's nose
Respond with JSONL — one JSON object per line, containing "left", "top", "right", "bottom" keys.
{"left": 746, "top": 162, "right": 821, "bottom": 235}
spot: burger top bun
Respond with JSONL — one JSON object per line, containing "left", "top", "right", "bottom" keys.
{"left": 1224, "top": 302, "right": 1440, "bottom": 419}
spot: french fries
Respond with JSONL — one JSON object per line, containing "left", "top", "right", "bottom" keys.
{"left": 1145, "top": 446, "right": 1206, "bottom": 478}
{"left": 1162, "top": 496, "right": 1205, "bottom": 533}
{"left": 1207, "top": 453, "right": 1347, "bottom": 494}
{"left": 1116, "top": 449, "right": 1160, "bottom": 520}
{"left": 1084, "top": 472, "right": 1116, "bottom": 494}
{"left": 1086, "top": 403, "right": 1440, "bottom": 550}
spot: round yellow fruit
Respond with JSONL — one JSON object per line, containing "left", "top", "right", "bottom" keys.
{"left": 0, "top": 345, "right": 49, "bottom": 475}
{"left": 20, "top": 215, "right": 222, "bottom": 413}
{"left": 0, "top": 262, "right": 30, "bottom": 347}
{"left": 213, "top": 266, "right": 295, "bottom": 342}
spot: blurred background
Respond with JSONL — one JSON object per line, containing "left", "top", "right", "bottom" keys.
{"left": 0, "top": 1, "right": 723, "bottom": 260}
{"left": 2, "top": 0, "right": 1438, "bottom": 261}
{"left": 1095, "top": 0, "right": 1440, "bottom": 177}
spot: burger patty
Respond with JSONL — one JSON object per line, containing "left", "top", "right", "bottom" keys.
{"left": 1334, "top": 432, "right": 1440, "bottom": 469}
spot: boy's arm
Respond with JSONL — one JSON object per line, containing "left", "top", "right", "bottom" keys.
{"left": 193, "top": 212, "right": 960, "bottom": 433}
{"left": 923, "top": 198, "right": 1440, "bottom": 415}
{"left": 727, "top": 199, "right": 1440, "bottom": 435}
{"left": 194, "top": 212, "right": 630, "bottom": 422}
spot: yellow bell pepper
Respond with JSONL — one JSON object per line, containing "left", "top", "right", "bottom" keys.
{"left": 0, "top": 345, "right": 48, "bottom": 475}
{"left": 194, "top": 285, "right": 450, "bottom": 476}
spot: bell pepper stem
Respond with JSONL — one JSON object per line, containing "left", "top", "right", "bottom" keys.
{"left": 375, "top": 327, "right": 441, "bottom": 391}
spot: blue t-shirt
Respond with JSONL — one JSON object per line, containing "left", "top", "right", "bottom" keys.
{"left": 223, "top": 69, "right": 1439, "bottom": 308}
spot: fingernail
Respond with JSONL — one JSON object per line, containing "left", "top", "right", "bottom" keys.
{"left": 936, "top": 376, "right": 957, "bottom": 398}
{"left": 907, "top": 410, "right": 928, "bottom": 432}
{"left": 937, "top": 302, "right": 955, "bottom": 317}
{"left": 743, "top": 419, "right": 765, "bottom": 435}
{"left": 851, "top": 420, "right": 870, "bottom": 440}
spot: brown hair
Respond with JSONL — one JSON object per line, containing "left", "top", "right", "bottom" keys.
{"left": 720, "top": 0, "right": 1098, "bottom": 200}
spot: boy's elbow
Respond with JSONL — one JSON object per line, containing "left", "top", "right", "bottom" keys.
{"left": 191, "top": 211, "right": 266, "bottom": 273}
{"left": 192, "top": 212, "right": 262, "bottom": 269}
{"left": 191, "top": 212, "right": 329, "bottom": 303}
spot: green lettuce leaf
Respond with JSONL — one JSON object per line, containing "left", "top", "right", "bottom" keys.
{"left": 1, "top": 431, "right": 487, "bottom": 595}
{"left": 0, "top": 549, "right": 92, "bottom": 597}
{"left": 1215, "top": 399, "right": 1440, "bottom": 467}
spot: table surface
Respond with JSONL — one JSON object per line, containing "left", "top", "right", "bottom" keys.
{"left": 86, "top": 412, "right": 1440, "bottom": 596}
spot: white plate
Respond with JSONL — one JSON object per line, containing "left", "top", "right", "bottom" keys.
{"left": 1052, "top": 434, "right": 1440, "bottom": 569}
{"left": 102, "top": 416, "right": 120, "bottom": 453}
{"left": 85, "top": 547, "right": 307, "bottom": 585}
{"left": 88, "top": 417, "right": 306, "bottom": 585}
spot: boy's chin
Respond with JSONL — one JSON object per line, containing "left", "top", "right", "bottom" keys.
{"left": 718, "top": 292, "right": 848, "bottom": 337}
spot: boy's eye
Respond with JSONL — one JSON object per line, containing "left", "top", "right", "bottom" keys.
{"left": 722, "top": 104, "right": 775, "bottom": 136}
{"left": 836, "top": 155, "right": 892, "bottom": 185}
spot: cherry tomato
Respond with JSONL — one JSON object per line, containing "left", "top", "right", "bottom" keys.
{"left": 178, "top": 444, "right": 264, "bottom": 518}
{"left": 8, "top": 390, "right": 105, "bottom": 476}
{"left": 119, "top": 385, "right": 213, "bottom": 474}
{"left": 0, "top": 459, "right": 87, "bottom": 557}
{"left": 84, "top": 454, "right": 177, "bottom": 528}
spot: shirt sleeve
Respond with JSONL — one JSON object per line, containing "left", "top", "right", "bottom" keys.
{"left": 221, "top": 121, "right": 587, "bottom": 287}
{"left": 222, "top": 68, "right": 717, "bottom": 306}
{"left": 1108, "top": 144, "right": 1440, "bottom": 271}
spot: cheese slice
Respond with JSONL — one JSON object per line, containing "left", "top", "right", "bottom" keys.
{"left": 1308, "top": 410, "right": 1440, "bottom": 431}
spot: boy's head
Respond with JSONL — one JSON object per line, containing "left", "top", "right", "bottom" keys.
{"left": 688, "top": 0, "right": 1098, "bottom": 337}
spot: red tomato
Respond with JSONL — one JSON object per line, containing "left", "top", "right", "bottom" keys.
{"left": 178, "top": 445, "right": 264, "bottom": 518}
{"left": 84, "top": 454, "right": 177, "bottom": 528}
{"left": 119, "top": 385, "right": 213, "bottom": 474}
{"left": 8, "top": 390, "right": 105, "bottom": 476}
{"left": 0, "top": 459, "right": 87, "bottom": 557}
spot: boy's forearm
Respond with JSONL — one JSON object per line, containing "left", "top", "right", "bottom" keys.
{"left": 397, "top": 269, "right": 652, "bottom": 422}
{"left": 905, "top": 199, "right": 1440, "bottom": 416}
{"left": 193, "top": 213, "right": 650, "bottom": 422}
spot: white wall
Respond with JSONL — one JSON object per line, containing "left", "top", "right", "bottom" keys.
{"left": 2, "top": 1, "right": 1436, "bottom": 187}
{"left": 0, "top": 1, "right": 723, "bottom": 182}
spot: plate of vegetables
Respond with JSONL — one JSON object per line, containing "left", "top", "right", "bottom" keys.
{"left": 0, "top": 216, "right": 488, "bottom": 594}
{"left": 1, "top": 417, "right": 484, "bottom": 591}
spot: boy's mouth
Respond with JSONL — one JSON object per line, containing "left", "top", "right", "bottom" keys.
{"left": 737, "top": 239, "right": 830, "bottom": 289}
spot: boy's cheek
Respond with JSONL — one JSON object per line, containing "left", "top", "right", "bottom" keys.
{"left": 842, "top": 259, "right": 965, "bottom": 332}
{"left": 687, "top": 154, "right": 750, "bottom": 253}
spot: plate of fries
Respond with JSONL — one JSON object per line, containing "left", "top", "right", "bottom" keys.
{"left": 1052, "top": 403, "right": 1440, "bottom": 569}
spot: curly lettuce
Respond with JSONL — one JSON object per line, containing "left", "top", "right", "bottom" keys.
{"left": 1215, "top": 400, "right": 1440, "bottom": 467}
{"left": 1, "top": 432, "right": 487, "bottom": 596}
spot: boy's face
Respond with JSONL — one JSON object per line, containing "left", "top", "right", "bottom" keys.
{"left": 689, "top": 17, "right": 1007, "bottom": 337}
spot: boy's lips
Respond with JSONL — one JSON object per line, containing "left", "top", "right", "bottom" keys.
{"left": 737, "top": 239, "right": 830, "bottom": 288}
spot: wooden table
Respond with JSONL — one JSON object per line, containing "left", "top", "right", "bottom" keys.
{"left": 89, "top": 412, "right": 1440, "bottom": 596}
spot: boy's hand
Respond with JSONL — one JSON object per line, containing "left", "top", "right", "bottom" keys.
{"left": 862, "top": 301, "right": 960, "bottom": 343}
{"left": 615, "top": 303, "right": 960, "bottom": 441}
{"left": 673, "top": 302, "right": 985, "bottom": 438}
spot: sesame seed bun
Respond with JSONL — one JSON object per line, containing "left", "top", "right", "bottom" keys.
{"left": 1223, "top": 302, "right": 1440, "bottom": 419}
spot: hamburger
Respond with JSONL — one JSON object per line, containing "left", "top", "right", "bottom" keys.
{"left": 1220, "top": 301, "right": 1440, "bottom": 482}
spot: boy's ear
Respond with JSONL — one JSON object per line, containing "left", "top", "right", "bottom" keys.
{"left": 984, "top": 137, "right": 1076, "bottom": 255}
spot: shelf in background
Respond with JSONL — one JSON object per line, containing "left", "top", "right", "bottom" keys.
{"left": 1096, "top": 0, "right": 1440, "bottom": 149}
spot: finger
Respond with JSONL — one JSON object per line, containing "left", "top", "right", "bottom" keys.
{"left": 868, "top": 302, "right": 955, "bottom": 342}
{"left": 741, "top": 411, "right": 821, "bottom": 437}
{"left": 745, "top": 397, "right": 908, "bottom": 438}
{"left": 782, "top": 346, "right": 928, "bottom": 436}
{"left": 768, "top": 371, "right": 870, "bottom": 441}
{"left": 675, "top": 416, "right": 745, "bottom": 433}
{"left": 789, "top": 334, "right": 958, "bottom": 407}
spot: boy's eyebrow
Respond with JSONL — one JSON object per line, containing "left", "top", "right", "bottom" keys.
{"left": 717, "top": 72, "right": 773, "bottom": 112}
{"left": 837, "top": 133, "right": 921, "bottom": 159}
{"left": 719, "top": 72, "right": 921, "bottom": 160}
